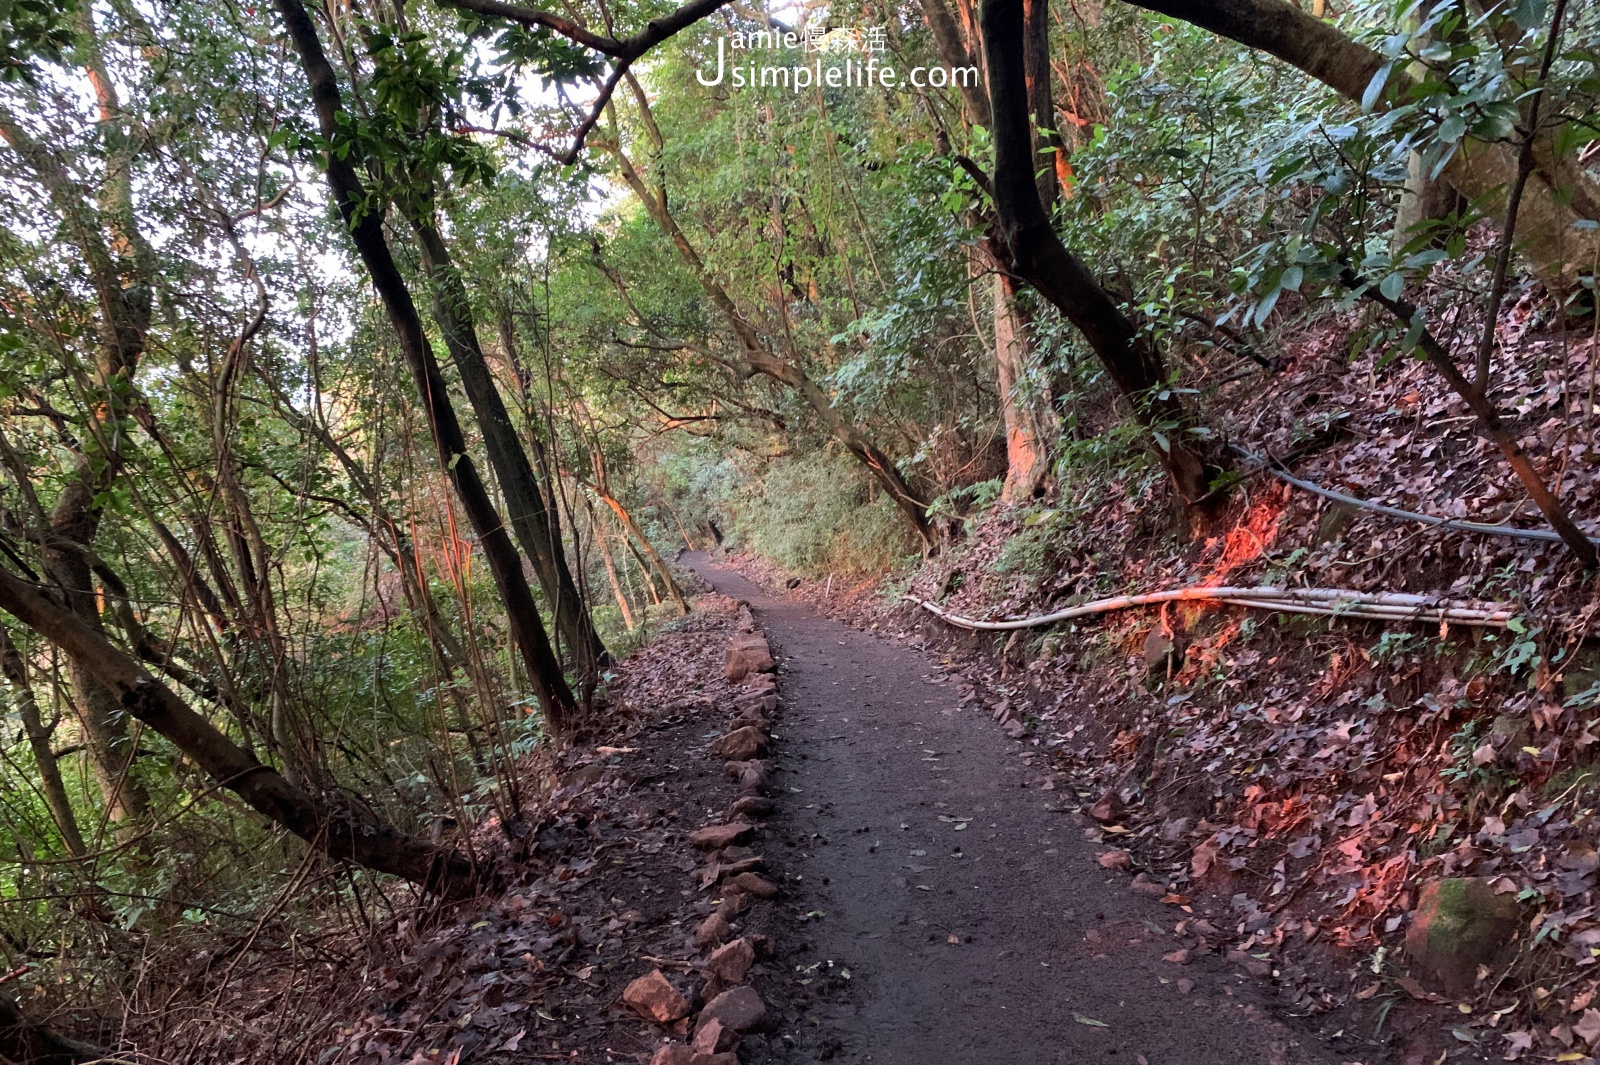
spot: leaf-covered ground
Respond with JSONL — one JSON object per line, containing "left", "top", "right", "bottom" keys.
{"left": 726, "top": 305, "right": 1600, "bottom": 1063}
{"left": 123, "top": 592, "right": 798, "bottom": 1065}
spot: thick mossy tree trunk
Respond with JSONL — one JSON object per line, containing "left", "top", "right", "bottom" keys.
{"left": 1120, "top": 0, "right": 1600, "bottom": 287}
{"left": 272, "top": 0, "right": 578, "bottom": 737}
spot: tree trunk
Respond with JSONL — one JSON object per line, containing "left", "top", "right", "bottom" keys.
{"left": 1024, "top": 0, "right": 1066, "bottom": 209}
{"left": 0, "top": 997, "right": 104, "bottom": 1065}
{"left": 0, "top": 105, "right": 154, "bottom": 826}
{"left": 0, "top": 566, "right": 481, "bottom": 897}
{"left": 0, "top": 626, "right": 87, "bottom": 858}
{"left": 993, "top": 272, "right": 1058, "bottom": 501}
{"left": 593, "top": 482, "right": 689, "bottom": 615}
{"left": 919, "top": 0, "right": 991, "bottom": 127}
{"left": 586, "top": 498, "right": 636, "bottom": 630}
{"left": 408, "top": 214, "right": 610, "bottom": 679}
{"left": 1346, "top": 270, "right": 1598, "bottom": 566}
{"left": 1119, "top": 0, "right": 1600, "bottom": 287}
{"left": 273, "top": 0, "right": 578, "bottom": 737}
{"left": 981, "top": 0, "right": 1223, "bottom": 511}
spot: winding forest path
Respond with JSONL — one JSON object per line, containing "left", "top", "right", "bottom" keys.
{"left": 688, "top": 555, "right": 1342, "bottom": 1065}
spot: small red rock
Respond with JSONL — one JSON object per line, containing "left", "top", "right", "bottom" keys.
{"left": 698, "top": 985, "right": 768, "bottom": 1033}
{"left": 692, "top": 1054, "right": 739, "bottom": 1065}
{"left": 624, "top": 970, "right": 690, "bottom": 1024}
{"left": 650, "top": 1045, "right": 693, "bottom": 1065}
{"left": 727, "top": 872, "right": 778, "bottom": 898}
{"left": 1162, "top": 949, "right": 1191, "bottom": 965}
{"left": 724, "top": 635, "right": 774, "bottom": 682}
{"left": 695, "top": 913, "right": 733, "bottom": 948}
{"left": 1226, "top": 949, "right": 1273, "bottom": 978}
{"left": 690, "top": 822, "right": 755, "bottom": 850}
{"left": 691, "top": 1016, "right": 738, "bottom": 1054}
{"left": 706, "top": 937, "right": 756, "bottom": 984}
{"left": 1097, "top": 849, "right": 1132, "bottom": 871}
{"left": 712, "top": 726, "right": 769, "bottom": 760}
{"left": 742, "top": 672, "right": 776, "bottom": 691}
{"left": 728, "top": 795, "right": 774, "bottom": 820}
{"left": 1129, "top": 873, "right": 1167, "bottom": 898}
{"left": 735, "top": 692, "right": 778, "bottom": 713}
{"left": 1177, "top": 978, "right": 1195, "bottom": 995}
{"left": 1088, "top": 789, "right": 1125, "bottom": 824}
{"left": 737, "top": 761, "right": 770, "bottom": 795}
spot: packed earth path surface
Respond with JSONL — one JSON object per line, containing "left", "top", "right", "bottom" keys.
{"left": 687, "top": 554, "right": 1347, "bottom": 1065}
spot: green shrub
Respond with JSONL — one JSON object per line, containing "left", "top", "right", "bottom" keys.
{"left": 733, "top": 452, "right": 918, "bottom": 578}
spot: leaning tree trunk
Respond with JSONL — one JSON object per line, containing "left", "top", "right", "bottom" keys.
{"left": 0, "top": 566, "right": 480, "bottom": 897}
{"left": 273, "top": 0, "right": 578, "bottom": 737}
{"left": 586, "top": 499, "right": 637, "bottom": 631}
{"left": 981, "top": 0, "right": 1223, "bottom": 512}
{"left": 591, "top": 472, "right": 689, "bottom": 615}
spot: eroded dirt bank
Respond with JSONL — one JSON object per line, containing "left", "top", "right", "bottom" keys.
{"left": 690, "top": 555, "right": 1347, "bottom": 1065}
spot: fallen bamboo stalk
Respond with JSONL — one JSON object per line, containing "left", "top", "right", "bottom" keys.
{"left": 905, "top": 585, "right": 1518, "bottom": 632}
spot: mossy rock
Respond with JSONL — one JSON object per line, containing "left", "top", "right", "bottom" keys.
{"left": 1563, "top": 648, "right": 1600, "bottom": 704}
{"left": 1313, "top": 501, "right": 1358, "bottom": 546}
{"left": 1404, "top": 877, "right": 1521, "bottom": 996}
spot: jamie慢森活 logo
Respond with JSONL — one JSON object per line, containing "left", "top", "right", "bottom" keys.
{"left": 695, "top": 25, "right": 977, "bottom": 91}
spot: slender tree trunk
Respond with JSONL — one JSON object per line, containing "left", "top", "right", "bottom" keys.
{"left": 585, "top": 498, "right": 636, "bottom": 630}
{"left": 407, "top": 214, "right": 610, "bottom": 679}
{"left": 0, "top": 566, "right": 481, "bottom": 897}
{"left": 592, "top": 474, "right": 689, "bottom": 614}
{"left": 623, "top": 535, "right": 662, "bottom": 606}
{"left": 0, "top": 626, "right": 86, "bottom": 858}
{"left": 274, "top": 0, "right": 577, "bottom": 737}
{"left": 0, "top": 105, "right": 154, "bottom": 826}
{"left": 1024, "top": 0, "right": 1065, "bottom": 209}
{"left": 1347, "top": 270, "right": 1597, "bottom": 566}
{"left": 993, "top": 272, "right": 1057, "bottom": 501}
{"left": 922, "top": 0, "right": 1060, "bottom": 503}
{"left": 981, "top": 0, "right": 1224, "bottom": 513}
{"left": 920, "top": 0, "right": 991, "bottom": 127}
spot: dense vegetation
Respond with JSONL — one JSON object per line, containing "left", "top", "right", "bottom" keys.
{"left": 2, "top": 0, "right": 1599, "bottom": 1055}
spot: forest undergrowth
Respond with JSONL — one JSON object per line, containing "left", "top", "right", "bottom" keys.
{"left": 108, "top": 589, "right": 792, "bottom": 1065}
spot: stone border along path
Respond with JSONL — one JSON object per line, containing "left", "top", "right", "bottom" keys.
{"left": 685, "top": 554, "right": 1355, "bottom": 1065}
{"left": 639, "top": 600, "right": 785, "bottom": 1065}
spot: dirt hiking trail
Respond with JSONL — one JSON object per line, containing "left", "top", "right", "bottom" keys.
{"left": 689, "top": 555, "right": 1344, "bottom": 1065}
